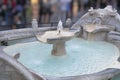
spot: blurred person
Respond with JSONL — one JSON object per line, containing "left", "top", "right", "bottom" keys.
{"left": 17, "top": 0, "right": 27, "bottom": 24}
{"left": 16, "top": 0, "right": 26, "bottom": 6}
{"left": 5, "top": 0, "right": 14, "bottom": 25}
{"left": 31, "top": 0, "right": 39, "bottom": 20}
{"left": 89, "top": 0, "right": 97, "bottom": 8}
{"left": 0, "top": 0, "right": 31, "bottom": 28}
{"left": 50, "top": 0, "right": 57, "bottom": 5}
{"left": 50, "top": 0, "right": 58, "bottom": 13}
{"left": 50, "top": 0, "right": 58, "bottom": 17}
{"left": 39, "top": 0, "right": 43, "bottom": 22}
{"left": 66, "top": 0, "right": 72, "bottom": 18}
{"left": 26, "top": 0, "right": 32, "bottom": 23}
{"left": 13, "top": 14, "right": 22, "bottom": 29}
{"left": 72, "top": 0, "right": 79, "bottom": 17}
{"left": 39, "top": 0, "right": 52, "bottom": 23}
{"left": 59, "top": 0, "right": 72, "bottom": 21}
{"left": 1, "top": 18, "right": 6, "bottom": 25}
{"left": 117, "top": 0, "right": 120, "bottom": 10}
{"left": 49, "top": 0, "right": 61, "bottom": 23}
{"left": 15, "top": 13, "right": 22, "bottom": 25}
{"left": 96, "top": 0, "right": 111, "bottom": 8}
{"left": 111, "top": 0, "right": 117, "bottom": 9}
{"left": 0, "top": 0, "right": 6, "bottom": 25}
{"left": 79, "top": 0, "right": 84, "bottom": 12}
{"left": 59, "top": 0, "right": 71, "bottom": 13}
{"left": 16, "top": 2, "right": 23, "bottom": 13}
{"left": 3, "top": 0, "right": 16, "bottom": 8}
{"left": 12, "top": 0, "right": 16, "bottom": 8}
{"left": 80, "top": 0, "right": 89, "bottom": 11}
{"left": 3, "top": 0, "right": 8, "bottom": 5}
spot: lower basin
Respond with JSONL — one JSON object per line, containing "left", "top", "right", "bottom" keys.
{"left": 4, "top": 38, "right": 120, "bottom": 77}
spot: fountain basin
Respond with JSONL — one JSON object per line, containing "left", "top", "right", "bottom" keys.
{"left": 4, "top": 38, "right": 120, "bottom": 77}
{"left": 36, "top": 30, "right": 75, "bottom": 44}
{"left": 84, "top": 24, "right": 111, "bottom": 33}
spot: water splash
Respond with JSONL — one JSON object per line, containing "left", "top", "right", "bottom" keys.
{"left": 57, "top": 20, "right": 63, "bottom": 34}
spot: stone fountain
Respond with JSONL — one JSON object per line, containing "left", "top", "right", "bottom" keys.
{"left": 1, "top": 5, "right": 120, "bottom": 80}
{"left": 36, "top": 20, "right": 75, "bottom": 56}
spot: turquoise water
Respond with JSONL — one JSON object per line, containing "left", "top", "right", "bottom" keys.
{"left": 4, "top": 38, "right": 119, "bottom": 77}
{"left": 112, "top": 75, "right": 120, "bottom": 80}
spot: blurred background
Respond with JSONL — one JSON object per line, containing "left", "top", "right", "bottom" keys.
{"left": 0, "top": 0, "right": 119, "bottom": 30}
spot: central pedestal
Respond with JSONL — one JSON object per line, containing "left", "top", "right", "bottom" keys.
{"left": 36, "top": 30, "right": 75, "bottom": 56}
{"left": 52, "top": 42, "right": 66, "bottom": 56}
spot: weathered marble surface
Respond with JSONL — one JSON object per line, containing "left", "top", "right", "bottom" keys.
{"left": 71, "top": 5, "right": 120, "bottom": 42}
{"left": 0, "top": 47, "right": 44, "bottom": 80}
{"left": 107, "top": 31, "right": 120, "bottom": 41}
{"left": 0, "top": 27, "right": 56, "bottom": 41}
{"left": 45, "top": 68, "right": 120, "bottom": 80}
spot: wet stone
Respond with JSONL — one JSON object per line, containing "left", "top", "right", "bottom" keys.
{"left": 0, "top": 60, "right": 4, "bottom": 66}
{"left": 5, "top": 65, "right": 15, "bottom": 72}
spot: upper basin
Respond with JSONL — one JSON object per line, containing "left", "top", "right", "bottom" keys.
{"left": 36, "top": 30, "right": 75, "bottom": 44}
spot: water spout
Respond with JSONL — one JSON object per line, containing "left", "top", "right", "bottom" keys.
{"left": 57, "top": 20, "right": 63, "bottom": 34}
{"left": 84, "top": 24, "right": 95, "bottom": 41}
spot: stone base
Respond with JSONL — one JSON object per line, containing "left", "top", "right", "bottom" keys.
{"left": 87, "top": 33, "right": 95, "bottom": 41}
{"left": 51, "top": 42, "right": 66, "bottom": 56}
